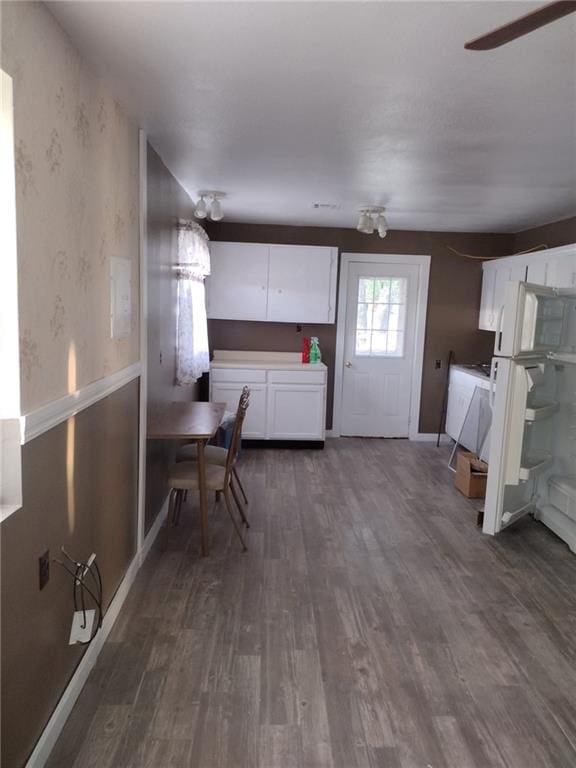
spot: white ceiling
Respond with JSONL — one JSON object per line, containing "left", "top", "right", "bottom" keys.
{"left": 48, "top": 1, "right": 576, "bottom": 233}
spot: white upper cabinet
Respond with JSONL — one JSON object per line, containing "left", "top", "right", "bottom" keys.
{"left": 479, "top": 267, "right": 497, "bottom": 331}
{"left": 479, "top": 244, "right": 576, "bottom": 332}
{"left": 267, "top": 245, "right": 337, "bottom": 323}
{"left": 526, "top": 250, "right": 576, "bottom": 287}
{"left": 492, "top": 263, "right": 528, "bottom": 331}
{"left": 541, "top": 249, "right": 576, "bottom": 289}
{"left": 206, "top": 242, "right": 338, "bottom": 324}
{"left": 480, "top": 262, "right": 526, "bottom": 332}
{"left": 206, "top": 242, "right": 269, "bottom": 321}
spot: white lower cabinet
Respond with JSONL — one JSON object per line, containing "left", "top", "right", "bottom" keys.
{"left": 446, "top": 366, "right": 491, "bottom": 458}
{"left": 210, "top": 360, "right": 327, "bottom": 441}
{"left": 210, "top": 382, "right": 268, "bottom": 439}
{"left": 267, "top": 385, "right": 325, "bottom": 439}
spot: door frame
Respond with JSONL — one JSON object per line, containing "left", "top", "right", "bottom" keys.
{"left": 137, "top": 128, "right": 148, "bottom": 550}
{"left": 332, "top": 252, "right": 431, "bottom": 440}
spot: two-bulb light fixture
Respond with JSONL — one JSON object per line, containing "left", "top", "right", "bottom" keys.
{"left": 194, "top": 191, "right": 225, "bottom": 222}
{"left": 357, "top": 207, "right": 388, "bottom": 239}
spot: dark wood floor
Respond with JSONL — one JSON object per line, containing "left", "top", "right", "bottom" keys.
{"left": 47, "top": 439, "right": 576, "bottom": 768}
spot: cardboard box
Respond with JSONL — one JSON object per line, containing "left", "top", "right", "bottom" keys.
{"left": 455, "top": 452, "right": 488, "bottom": 498}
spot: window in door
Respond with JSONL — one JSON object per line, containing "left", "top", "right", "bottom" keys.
{"left": 355, "top": 277, "right": 408, "bottom": 357}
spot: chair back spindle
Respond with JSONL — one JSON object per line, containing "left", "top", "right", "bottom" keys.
{"left": 224, "top": 388, "right": 250, "bottom": 482}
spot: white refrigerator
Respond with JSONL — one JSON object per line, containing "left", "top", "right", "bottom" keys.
{"left": 483, "top": 281, "right": 576, "bottom": 553}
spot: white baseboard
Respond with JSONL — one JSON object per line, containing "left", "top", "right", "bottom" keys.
{"left": 25, "top": 495, "right": 169, "bottom": 768}
{"left": 412, "top": 432, "right": 452, "bottom": 444}
{"left": 325, "top": 430, "right": 451, "bottom": 444}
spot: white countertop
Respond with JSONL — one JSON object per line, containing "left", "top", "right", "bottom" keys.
{"left": 211, "top": 350, "right": 327, "bottom": 371}
{"left": 452, "top": 363, "right": 491, "bottom": 382}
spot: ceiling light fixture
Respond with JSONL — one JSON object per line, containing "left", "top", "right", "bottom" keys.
{"left": 357, "top": 210, "right": 374, "bottom": 234}
{"left": 194, "top": 191, "right": 226, "bottom": 222}
{"left": 209, "top": 193, "right": 224, "bottom": 222}
{"left": 194, "top": 194, "right": 208, "bottom": 219}
{"left": 376, "top": 213, "right": 388, "bottom": 239}
{"left": 357, "top": 207, "right": 388, "bottom": 239}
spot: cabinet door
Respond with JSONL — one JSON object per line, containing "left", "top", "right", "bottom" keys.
{"left": 266, "top": 385, "right": 325, "bottom": 439}
{"left": 546, "top": 252, "right": 576, "bottom": 289}
{"left": 267, "top": 246, "right": 337, "bottom": 323}
{"left": 206, "top": 242, "right": 269, "bottom": 321}
{"left": 526, "top": 260, "right": 548, "bottom": 285}
{"left": 445, "top": 378, "right": 476, "bottom": 447}
{"left": 479, "top": 267, "right": 497, "bottom": 330}
{"left": 492, "top": 263, "right": 527, "bottom": 332}
{"left": 210, "top": 382, "right": 267, "bottom": 438}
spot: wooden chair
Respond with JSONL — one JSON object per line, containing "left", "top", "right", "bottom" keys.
{"left": 176, "top": 386, "right": 250, "bottom": 507}
{"left": 168, "top": 391, "right": 250, "bottom": 551}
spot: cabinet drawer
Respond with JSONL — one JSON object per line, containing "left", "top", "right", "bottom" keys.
{"left": 210, "top": 367, "right": 267, "bottom": 384}
{"left": 268, "top": 369, "right": 326, "bottom": 385}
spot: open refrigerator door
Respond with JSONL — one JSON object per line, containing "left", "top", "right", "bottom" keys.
{"left": 483, "top": 355, "right": 576, "bottom": 552}
{"left": 533, "top": 356, "right": 576, "bottom": 554}
{"left": 483, "top": 359, "right": 553, "bottom": 535}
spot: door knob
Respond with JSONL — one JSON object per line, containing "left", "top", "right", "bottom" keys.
{"left": 345, "top": 361, "right": 353, "bottom": 368}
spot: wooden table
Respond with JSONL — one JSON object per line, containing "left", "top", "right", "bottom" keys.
{"left": 147, "top": 401, "right": 226, "bottom": 556}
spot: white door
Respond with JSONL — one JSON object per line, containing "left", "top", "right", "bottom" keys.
{"left": 340, "top": 262, "right": 419, "bottom": 437}
{"left": 206, "top": 242, "right": 269, "bottom": 321}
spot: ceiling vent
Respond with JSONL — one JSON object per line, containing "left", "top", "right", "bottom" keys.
{"left": 311, "top": 203, "right": 341, "bottom": 211}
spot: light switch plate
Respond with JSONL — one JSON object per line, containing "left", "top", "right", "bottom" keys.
{"left": 110, "top": 256, "right": 132, "bottom": 340}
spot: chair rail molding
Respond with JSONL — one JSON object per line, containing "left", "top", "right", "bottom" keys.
{"left": 21, "top": 361, "right": 142, "bottom": 445}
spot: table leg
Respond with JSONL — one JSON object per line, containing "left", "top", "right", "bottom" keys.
{"left": 197, "top": 439, "right": 209, "bottom": 556}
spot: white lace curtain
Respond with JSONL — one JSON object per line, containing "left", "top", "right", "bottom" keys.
{"left": 175, "top": 221, "right": 211, "bottom": 385}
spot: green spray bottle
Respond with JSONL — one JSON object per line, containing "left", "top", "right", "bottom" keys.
{"left": 309, "top": 336, "right": 322, "bottom": 364}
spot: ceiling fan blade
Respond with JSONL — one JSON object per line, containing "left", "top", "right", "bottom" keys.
{"left": 465, "top": 0, "right": 576, "bottom": 50}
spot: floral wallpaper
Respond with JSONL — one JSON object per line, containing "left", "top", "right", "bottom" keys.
{"left": 2, "top": 2, "right": 140, "bottom": 413}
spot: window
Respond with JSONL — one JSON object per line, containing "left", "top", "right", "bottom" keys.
{"left": 355, "top": 276, "right": 407, "bottom": 357}
{"left": 1, "top": 69, "right": 23, "bottom": 519}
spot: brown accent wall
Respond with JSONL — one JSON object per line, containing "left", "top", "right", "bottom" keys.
{"left": 0, "top": 380, "right": 139, "bottom": 768}
{"left": 207, "top": 222, "right": 513, "bottom": 433}
{"left": 513, "top": 215, "right": 576, "bottom": 253}
{"left": 145, "top": 145, "right": 200, "bottom": 532}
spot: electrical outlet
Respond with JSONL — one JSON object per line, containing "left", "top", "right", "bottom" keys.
{"left": 39, "top": 550, "right": 50, "bottom": 590}
{"left": 435, "top": 359, "right": 442, "bottom": 370}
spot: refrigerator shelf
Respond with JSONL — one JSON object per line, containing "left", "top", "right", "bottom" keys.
{"left": 525, "top": 403, "right": 559, "bottom": 422}
{"left": 548, "top": 352, "right": 576, "bottom": 365}
{"left": 519, "top": 455, "right": 553, "bottom": 482}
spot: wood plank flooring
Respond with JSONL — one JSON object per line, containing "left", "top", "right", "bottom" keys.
{"left": 47, "top": 439, "right": 576, "bottom": 768}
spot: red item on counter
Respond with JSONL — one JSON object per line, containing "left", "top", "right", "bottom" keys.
{"left": 302, "top": 336, "right": 311, "bottom": 363}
